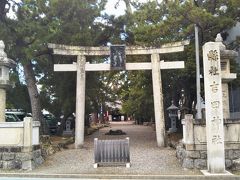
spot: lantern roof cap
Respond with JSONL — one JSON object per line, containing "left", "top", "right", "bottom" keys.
{"left": 0, "top": 40, "right": 16, "bottom": 68}
{"left": 167, "top": 100, "right": 179, "bottom": 110}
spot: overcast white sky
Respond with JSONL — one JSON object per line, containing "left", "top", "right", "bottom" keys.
{"left": 104, "top": 0, "right": 153, "bottom": 16}
{"left": 8, "top": 0, "right": 160, "bottom": 18}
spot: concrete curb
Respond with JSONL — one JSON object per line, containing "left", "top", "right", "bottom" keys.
{"left": 0, "top": 173, "right": 239, "bottom": 179}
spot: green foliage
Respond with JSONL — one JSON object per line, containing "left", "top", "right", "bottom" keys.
{"left": 1, "top": 0, "right": 240, "bottom": 124}
{"left": 6, "top": 82, "right": 31, "bottom": 111}
{"left": 37, "top": 0, "right": 110, "bottom": 118}
{"left": 120, "top": 70, "right": 154, "bottom": 121}
{"left": 119, "top": 0, "right": 240, "bottom": 120}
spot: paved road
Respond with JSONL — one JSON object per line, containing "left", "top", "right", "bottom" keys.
{"left": 0, "top": 175, "right": 239, "bottom": 180}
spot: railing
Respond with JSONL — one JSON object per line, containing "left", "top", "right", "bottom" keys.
{"left": 94, "top": 137, "right": 130, "bottom": 168}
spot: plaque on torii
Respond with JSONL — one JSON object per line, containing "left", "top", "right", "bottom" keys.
{"left": 48, "top": 40, "right": 189, "bottom": 149}
{"left": 110, "top": 45, "right": 126, "bottom": 71}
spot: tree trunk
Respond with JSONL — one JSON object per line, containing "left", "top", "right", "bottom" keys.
{"left": 0, "top": 0, "right": 8, "bottom": 20}
{"left": 23, "top": 60, "right": 49, "bottom": 135}
{"left": 123, "top": 0, "right": 132, "bottom": 15}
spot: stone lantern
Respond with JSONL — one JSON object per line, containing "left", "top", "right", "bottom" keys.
{"left": 167, "top": 100, "right": 179, "bottom": 133}
{"left": 0, "top": 40, "right": 16, "bottom": 122}
{"left": 215, "top": 34, "right": 237, "bottom": 119}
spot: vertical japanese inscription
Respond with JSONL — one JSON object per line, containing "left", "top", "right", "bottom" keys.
{"left": 208, "top": 50, "right": 219, "bottom": 76}
{"left": 206, "top": 48, "right": 223, "bottom": 145}
{"left": 203, "top": 42, "right": 225, "bottom": 172}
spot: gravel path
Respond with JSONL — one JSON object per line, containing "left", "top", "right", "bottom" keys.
{"left": 28, "top": 122, "right": 201, "bottom": 175}
{"left": 0, "top": 122, "right": 201, "bottom": 175}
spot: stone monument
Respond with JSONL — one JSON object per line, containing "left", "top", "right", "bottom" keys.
{"left": 178, "top": 89, "right": 190, "bottom": 120}
{"left": 167, "top": 101, "right": 178, "bottom": 133}
{"left": 63, "top": 117, "right": 73, "bottom": 136}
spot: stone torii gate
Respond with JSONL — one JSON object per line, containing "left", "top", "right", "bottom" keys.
{"left": 48, "top": 41, "right": 189, "bottom": 148}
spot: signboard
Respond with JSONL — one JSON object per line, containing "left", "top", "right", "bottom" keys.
{"left": 110, "top": 45, "right": 126, "bottom": 70}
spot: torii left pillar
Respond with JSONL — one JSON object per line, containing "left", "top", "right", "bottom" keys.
{"left": 152, "top": 53, "right": 165, "bottom": 146}
{"left": 75, "top": 55, "right": 86, "bottom": 148}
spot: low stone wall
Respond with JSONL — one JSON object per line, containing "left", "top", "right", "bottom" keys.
{"left": 178, "top": 114, "right": 240, "bottom": 170}
{"left": 0, "top": 145, "right": 44, "bottom": 170}
{"left": 0, "top": 117, "right": 43, "bottom": 170}
{"left": 0, "top": 119, "right": 40, "bottom": 146}
{"left": 176, "top": 142, "right": 240, "bottom": 170}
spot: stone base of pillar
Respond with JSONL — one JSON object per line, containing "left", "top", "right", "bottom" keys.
{"left": 63, "top": 130, "right": 73, "bottom": 136}
{"left": 168, "top": 127, "right": 177, "bottom": 133}
{"left": 201, "top": 170, "right": 233, "bottom": 176}
{"left": 75, "top": 143, "right": 84, "bottom": 149}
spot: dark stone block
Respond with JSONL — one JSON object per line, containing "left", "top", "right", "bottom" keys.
{"left": 2, "top": 153, "right": 15, "bottom": 161}
{"left": 33, "top": 149, "right": 41, "bottom": 159}
{"left": 194, "top": 159, "right": 207, "bottom": 169}
{"left": 232, "top": 158, "right": 240, "bottom": 170}
{"left": 13, "top": 160, "right": 22, "bottom": 169}
{"left": 225, "top": 159, "right": 233, "bottom": 169}
{"left": 9, "top": 147, "right": 22, "bottom": 153}
{"left": 225, "top": 150, "right": 229, "bottom": 159}
{"left": 176, "top": 145, "right": 186, "bottom": 161}
{"left": 34, "top": 156, "right": 44, "bottom": 165}
{"left": 228, "top": 150, "right": 240, "bottom": 160}
{"left": 200, "top": 151, "right": 207, "bottom": 159}
{"left": 33, "top": 145, "right": 41, "bottom": 151}
{"left": 15, "top": 152, "right": 32, "bottom": 161}
{"left": 186, "top": 151, "right": 200, "bottom": 159}
{"left": 6, "top": 160, "right": 22, "bottom": 169}
{"left": 0, "top": 147, "right": 9, "bottom": 152}
{"left": 182, "top": 158, "right": 194, "bottom": 169}
{"left": 0, "top": 147, "right": 22, "bottom": 153}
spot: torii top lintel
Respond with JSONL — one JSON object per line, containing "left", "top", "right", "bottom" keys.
{"left": 48, "top": 40, "right": 189, "bottom": 56}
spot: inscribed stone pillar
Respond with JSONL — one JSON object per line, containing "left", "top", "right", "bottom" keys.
{"left": 75, "top": 55, "right": 86, "bottom": 148}
{"left": 0, "top": 89, "right": 6, "bottom": 122}
{"left": 183, "top": 114, "right": 194, "bottom": 145}
{"left": 23, "top": 117, "right": 33, "bottom": 152}
{"left": 151, "top": 53, "right": 165, "bottom": 147}
{"left": 202, "top": 41, "right": 225, "bottom": 173}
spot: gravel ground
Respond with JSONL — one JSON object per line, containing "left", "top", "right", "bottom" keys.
{"left": 1, "top": 122, "right": 201, "bottom": 175}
